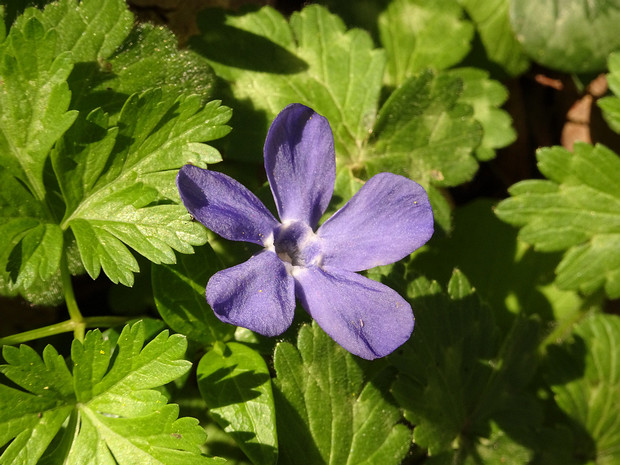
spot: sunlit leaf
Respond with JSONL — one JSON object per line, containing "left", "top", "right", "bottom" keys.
{"left": 496, "top": 143, "right": 620, "bottom": 298}
{"left": 0, "top": 322, "right": 224, "bottom": 465}
{"left": 273, "top": 322, "right": 411, "bottom": 465}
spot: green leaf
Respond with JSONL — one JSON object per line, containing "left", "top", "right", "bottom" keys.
{"left": 0, "top": 0, "right": 229, "bottom": 302}
{"left": 378, "top": 0, "right": 474, "bottom": 86}
{"left": 0, "top": 322, "right": 224, "bottom": 465}
{"left": 363, "top": 66, "right": 513, "bottom": 229}
{"left": 495, "top": 143, "right": 620, "bottom": 298}
{"left": 0, "top": 343, "right": 75, "bottom": 464}
{"left": 23, "top": 0, "right": 216, "bottom": 118}
{"left": 0, "top": 168, "right": 63, "bottom": 296}
{"left": 273, "top": 322, "right": 411, "bottom": 465}
{"left": 24, "top": 0, "right": 133, "bottom": 62}
{"left": 60, "top": 91, "right": 231, "bottom": 286}
{"left": 0, "top": 15, "right": 77, "bottom": 201}
{"left": 197, "top": 342, "right": 278, "bottom": 465}
{"left": 599, "top": 52, "right": 620, "bottom": 133}
{"left": 366, "top": 70, "right": 481, "bottom": 230}
{"left": 369, "top": 70, "right": 481, "bottom": 186}
{"left": 509, "top": 0, "right": 620, "bottom": 73}
{"left": 412, "top": 199, "right": 585, "bottom": 330}
{"left": 459, "top": 0, "right": 530, "bottom": 76}
{"left": 190, "top": 4, "right": 491, "bottom": 233}
{"left": 152, "top": 244, "right": 236, "bottom": 345}
{"left": 76, "top": 22, "right": 218, "bottom": 119}
{"left": 446, "top": 67, "right": 516, "bottom": 161}
{"left": 547, "top": 314, "right": 620, "bottom": 464}
{"left": 190, "top": 5, "right": 386, "bottom": 165}
{"left": 0, "top": 6, "right": 6, "bottom": 42}
{"left": 392, "top": 271, "right": 540, "bottom": 461}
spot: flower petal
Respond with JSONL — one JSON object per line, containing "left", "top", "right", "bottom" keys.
{"left": 264, "top": 103, "right": 335, "bottom": 227}
{"left": 207, "top": 251, "right": 295, "bottom": 336}
{"left": 317, "top": 172, "right": 434, "bottom": 271}
{"left": 294, "top": 266, "right": 414, "bottom": 359}
{"left": 177, "top": 165, "right": 279, "bottom": 245}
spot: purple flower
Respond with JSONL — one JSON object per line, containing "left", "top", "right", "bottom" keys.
{"left": 176, "top": 104, "right": 433, "bottom": 359}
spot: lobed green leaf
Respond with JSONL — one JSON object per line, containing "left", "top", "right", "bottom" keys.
{"left": 368, "top": 69, "right": 482, "bottom": 229}
{"left": 0, "top": 0, "right": 229, "bottom": 301}
{"left": 378, "top": 0, "right": 474, "bottom": 87}
{"left": 0, "top": 16, "right": 77, "bottom": 201}
{"left": 547, "top": 314, "right": 620, "bottom": 464}
{"left": 0, "top": 322, "right": 223, "bottom": 465}
{"left": 496, "top": 143, "right": 620, "bottom": 298}
{"left": 412, "top": 199, "right": 586, "bottom": 331}
{"left": 392, "top": 271, "right": 540, "bottom": 462}
{"left": 59, "top": 92, "right": 230, "bottom": 285}
{"left": 273, "top": 322, "right": 411, "bottom": 465}
{"left": 152, "top": 244, "right": 236, "bottom": 345}
{"left": 198, "top": 342, "right": 278, "bottom": 465}
{"left": 369, "top": 70, "right": 482, "bottom": 186}
{"left": 192, "top": 5, "right": 385, "bottom": 166}
{"left": 445, "top": 67, "right": 516, "bottom": 161}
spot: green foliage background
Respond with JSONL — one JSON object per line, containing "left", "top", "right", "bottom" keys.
{"left": 0, "top": 0, "right": 619, "bottom": 464}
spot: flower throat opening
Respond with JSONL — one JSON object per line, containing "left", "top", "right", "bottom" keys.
{"left": 274, "top": 221, "right": 322, "bottom": 267}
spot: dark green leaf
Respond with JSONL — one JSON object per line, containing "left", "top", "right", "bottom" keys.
{"left": 152, "top": 244, "right": 236, "bottom": 345}
{"left": 392, "top": 271, "right": 540, "bottom": 461}
{"left": 412, "top": 199, "right": 585, "bottom": 330}
{"left": 197, "top": 342, "right": 278, "bottom": 465}
{"left": 547, "top": 314, "right": 620, "bottom": 464}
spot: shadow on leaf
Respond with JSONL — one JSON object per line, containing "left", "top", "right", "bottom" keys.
{"left": 198, "top": 365, "right": 269, "bottom": 408}
{"left": 190, "top": 8, "right": 308, "bottom": 75}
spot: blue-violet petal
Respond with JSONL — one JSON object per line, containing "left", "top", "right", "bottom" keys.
{"left": 206, "top": 251, "right": 295, "bottom": 336}
{"left": 264, "top": 103, "right": 335, "bottom": 227}
{"left": 294, "top": 265, "right": 414, "bottom": 360}
{"left": 177, "top": 165, "right": 279, "bottom": 245}
{"left": 318, "top": 172, "right": 434, "bottom": 271}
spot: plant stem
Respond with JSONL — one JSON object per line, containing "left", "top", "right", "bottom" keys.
{"left": 0, "top": 316, "right": 134, "bottom": 346}
{"left": 0, "top": 251, "right": 143, "bottom": 347}
{"left": 60, "top": 252, "right": 85, "bottom": 341}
